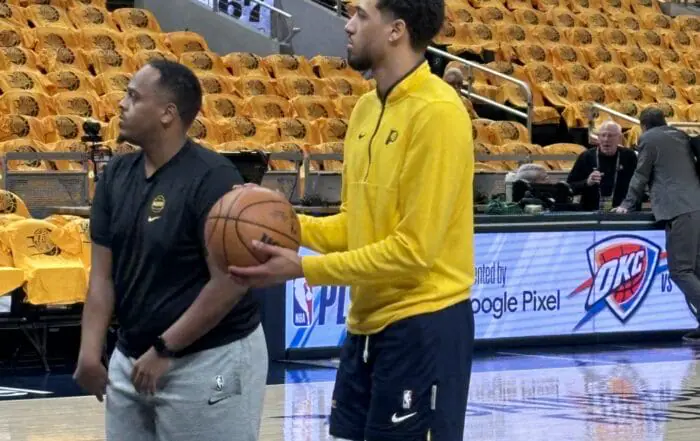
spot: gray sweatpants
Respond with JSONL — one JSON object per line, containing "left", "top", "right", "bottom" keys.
{"left": 105, "top": 324, "right": 268, "bottom": 441}
{"left": 666, "top": 210, "right": 700, "bottom": 323}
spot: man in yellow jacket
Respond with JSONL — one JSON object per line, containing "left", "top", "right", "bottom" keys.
{"left": 229, "top": 0, "right": 475, "bottom": 439}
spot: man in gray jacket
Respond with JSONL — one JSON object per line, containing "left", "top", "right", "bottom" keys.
{"left": 614, "top": 108, "right": 700, "bottom": 343}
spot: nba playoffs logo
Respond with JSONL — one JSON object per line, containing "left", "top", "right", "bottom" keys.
{"left": 569, "top": 235, "right": 661, "bottom": 331}
{"left": 292, "top": 279, "right": 315, "bottom": 327}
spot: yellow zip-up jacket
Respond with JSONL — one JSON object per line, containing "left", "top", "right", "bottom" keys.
{"left": 299, "top": 61, "right": 475, "bottom": 335}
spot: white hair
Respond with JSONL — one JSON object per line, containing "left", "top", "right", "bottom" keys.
{"left": 598, "top": 120, "right": 622, "bottom": 134}
{"left": 515, "top": 163, "right": 547, "bottom": 183}
{"left": 443, "top": 67, "right": 463, "bottom": 81}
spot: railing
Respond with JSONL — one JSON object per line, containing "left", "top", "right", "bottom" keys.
{"left": 426, "top": 47, "right": 534, "bottom": 141}
{"left": 588, "top": 103, "right": 700, "bottom": 135}
{"left": 211, "top": 0, "right": 301, "bottom": 44}
{"left": 588, "top": 102, "right": 640, "bottom": 126}
{"left": 334, "top": 0, "right": 344, "bottom": 16}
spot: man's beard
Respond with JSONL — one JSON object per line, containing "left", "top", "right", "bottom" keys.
{"left": 347, "top": 49, "right": 372, "bottom": 72}
{"left": 116, "top": 131, "right": 138, "bottom": 147}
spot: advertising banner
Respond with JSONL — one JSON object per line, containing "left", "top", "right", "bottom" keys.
{"left": 285, "top": 230, "right": 697, "bottom": 350}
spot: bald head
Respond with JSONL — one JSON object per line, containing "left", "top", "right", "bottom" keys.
{"left": 597, "top": 120, "right": 622, "bottom": 156}
{"left": 443, "top": 67, "right": 464, "bottom": 93}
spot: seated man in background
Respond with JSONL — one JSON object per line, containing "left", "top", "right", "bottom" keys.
{"left": 443, "top": 67, "right": 477, "bottom": 119}
{"left": 566, "top": 121, "right": 638, "bottom": 211}
{"left": 443, "top": 67, "right": 464, "bottom": 93}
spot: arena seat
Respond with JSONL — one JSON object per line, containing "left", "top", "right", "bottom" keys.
{"left": 436, "top": 0, "right": 695, "bottom": 135}
{"left": 0, "top": 0, "right": 691, "bottom": 203}
{"left": 0, "top": 218, "right": 86, "bottom": 305}
{"left": 49, "top": 217, "right": 90, "bottom": 279}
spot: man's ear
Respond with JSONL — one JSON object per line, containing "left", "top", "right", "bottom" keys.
{"left": 160, "top": 103, "right": 178, "bottom": 126}
{"left": 388, "top": 18, "right": 407, "bottom": 45}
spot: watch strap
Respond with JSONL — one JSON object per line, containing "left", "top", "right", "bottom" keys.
{"left": 153, "top": 336, "right": 177, "bottom": 357}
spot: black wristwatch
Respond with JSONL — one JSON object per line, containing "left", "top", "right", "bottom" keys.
{"left": 153, "top": 336, "right": 177, "bottom": 358}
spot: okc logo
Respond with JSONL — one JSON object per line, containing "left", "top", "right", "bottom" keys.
{"left": 292, "top": 279, "right": 315, "bottom": 327}
{"left": 569, "top": 235, "right": 661, "bottom": 331}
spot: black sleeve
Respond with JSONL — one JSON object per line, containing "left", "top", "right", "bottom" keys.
{"left": 566, "top": 152, "right": 591, "bottom": 194}
{"left": 193, "top": 163, "right": 245, "bottom": 247}
{"left": 89, "top": 162, "right": 113, "bottom": 248}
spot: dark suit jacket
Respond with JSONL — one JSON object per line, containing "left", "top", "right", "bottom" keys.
{"left": 621, "top": 126, "right": 700, "bottom": 221}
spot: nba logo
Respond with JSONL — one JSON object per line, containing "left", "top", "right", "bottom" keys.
{"left": 292, "top": 279, "right": 315, "bottom": 327}
{"left": 402, "top": 390, "right": 413, "bottom": 410}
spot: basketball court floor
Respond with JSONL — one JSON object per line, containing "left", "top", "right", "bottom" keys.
{"left": 2, "top": 341, "right": 700, "bottom": 440}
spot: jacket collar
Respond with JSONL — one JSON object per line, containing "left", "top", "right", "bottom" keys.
{"left": 376, "top": 60, "right": 430, "bottom": 106}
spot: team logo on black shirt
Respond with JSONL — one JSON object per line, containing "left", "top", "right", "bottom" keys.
{"left": 151, "top": 195, "right": 165, "bottom": 214}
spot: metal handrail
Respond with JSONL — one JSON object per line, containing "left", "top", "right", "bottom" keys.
{"left": 588, "top": 102, "right": 640, "bottom": 126}
{"left": 427, "top": 46, "right": 534, "bottom": 141}
{"left": 669, "top": 122, "right": 700, "bottom": 128}
{"left": 588, "top": 102, "right": 700, "bottom": 132}
{"left": 212, "top": 0, "right": 300, "bottom": 44}
{"left": 335, "top": 0, "right": 344, "bottom": 16}
{"left": 459, "top": 86, "right": 528, "bottom": 121}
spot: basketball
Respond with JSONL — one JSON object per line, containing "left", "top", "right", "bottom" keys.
{"left": 205, "top": 185, "right": 301, "bottom": 268}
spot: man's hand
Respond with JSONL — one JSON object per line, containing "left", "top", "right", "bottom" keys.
{"left": 587, "top": 170, "right": 603, "bottom": 186}
{"left": 73, "top": 354, "right": 109, "bottom": 402}
{"left": 130, "top": 348, "right": 171, "bottom": 395}
{"left": 228, "top": 240, "right": 304, "bottom": 288}
{"left": 611, "top": 206, "right": 629, "bottom": 214}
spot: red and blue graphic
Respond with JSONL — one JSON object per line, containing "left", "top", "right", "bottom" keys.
{"left": 286, "top": 247, "right": 351, "bottom": 350}
{"left": 292, "top": 281, "right": 315, "bottom": 327}
{"left": 288, "top": 271, "right": 350, "bottom": 349}
{"left": 569, "top": 235, "right": 667, "bottom": 331}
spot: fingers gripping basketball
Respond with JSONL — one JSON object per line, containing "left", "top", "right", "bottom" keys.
{"left": 205, "top": 186, "right": 301, "bottom": 268}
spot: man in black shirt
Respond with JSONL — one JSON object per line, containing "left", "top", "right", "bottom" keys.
{"left": 73, "top": 60, "right": 268, "bottom": 441}
{"left": 566, "top": 121, "right": 638, "bottom": 211}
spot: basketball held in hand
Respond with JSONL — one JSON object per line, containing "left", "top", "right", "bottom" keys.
{"left": 205, "top": 186, "right": 301, "bottom": 268}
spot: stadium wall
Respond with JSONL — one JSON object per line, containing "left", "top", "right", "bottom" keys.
{"left": 278, "top": 0, "right": 349, "bottom": 59}
{"left": 135, "top": 0, "right": 283, "bottom": 55}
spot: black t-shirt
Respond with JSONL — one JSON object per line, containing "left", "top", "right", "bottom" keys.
{"left": 566, "top": 147, "right": 639, "bottom": 211}
{"left": 90, "top": 139, "right": 260, "bottom": 359}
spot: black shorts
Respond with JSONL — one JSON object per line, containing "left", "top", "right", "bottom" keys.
{"left": 329, "top": 299, "right": 475, "bottom": 441}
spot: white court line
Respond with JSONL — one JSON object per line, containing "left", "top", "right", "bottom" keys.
{"left": 496, "top": 351, "right": 619, "bottom": 365}
{"left": 0, "top": 386, "right": 53, "bottom": 394}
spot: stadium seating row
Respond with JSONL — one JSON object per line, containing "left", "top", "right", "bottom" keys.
{"left": 431, "top": 0, "right": 700, "bottom": 131}
{"left": 0, "top": 1, "right": 589, "bottom": 177}
{"left": 0, "top": 190, "right": 89, "bottom": 306}
{"left": 0, "top": 3, "right": 377, "bottom": 174}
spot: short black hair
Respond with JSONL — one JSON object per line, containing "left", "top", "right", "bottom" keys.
{"left": 147, "top": 59, "right": 202, "bottom": 128}
{"left": 639, "top": 107, "right": 667, "bottom": 130}
{"left": 377, "top": 0, "right": 444, "bottom": 51}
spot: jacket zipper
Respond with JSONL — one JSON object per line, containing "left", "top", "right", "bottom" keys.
{"left": 363, "top": 101, "right": 386, "bottom": 181}
{"left": 361, "top": 60, "right": 422, "bottom": 181}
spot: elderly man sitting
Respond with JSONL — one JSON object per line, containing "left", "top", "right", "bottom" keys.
{"left": 443, "top": 67, "right": 464, "bottom": 93}
{"left": 566, "top": 121, "right": 638, "bottom": 211}
{"left": 442, "top": 67, "right": 477, "bottom": 119}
